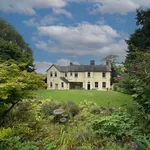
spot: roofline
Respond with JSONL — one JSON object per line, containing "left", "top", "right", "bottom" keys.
{"left": 46, "top": 64, "right": 61, "bottom": 72}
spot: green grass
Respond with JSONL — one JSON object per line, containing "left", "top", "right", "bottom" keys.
{"left": 35, "top": 90, "right": 133, "bottom": 107}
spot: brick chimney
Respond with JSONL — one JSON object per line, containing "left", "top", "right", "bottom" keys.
{"left": 90, "top": 60, "right": 95, "bottom": 65}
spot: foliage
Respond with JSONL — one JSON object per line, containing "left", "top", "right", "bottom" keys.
{"left": 0, "top": 18, "right": 34, "bottom": 70}
{"left": 0, "top": 63, "right": 47, "bottom": 124}
{"left": 126, "top": 8, "right": 150, "bottom": 62}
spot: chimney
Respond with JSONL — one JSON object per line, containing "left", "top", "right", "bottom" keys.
{"left": 90, "top": 60, "right": 95, "bottom": 65}
{"left": 106, "top": 60, "right": 111, "bottom": 68}
{"left": 70, "top": 62, "right": 73, "bottom": 65}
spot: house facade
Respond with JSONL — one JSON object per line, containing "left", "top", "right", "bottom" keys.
{"left": 46, "top": 60, "right": 111, "bottom": 90}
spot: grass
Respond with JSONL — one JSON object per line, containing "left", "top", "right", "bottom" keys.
{"left": 35, "top": 90, "right": 133, "bottom": 108}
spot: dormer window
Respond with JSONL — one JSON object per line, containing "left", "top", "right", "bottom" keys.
{"left": 88, "top": 72, "right": 90, "bottom": 77}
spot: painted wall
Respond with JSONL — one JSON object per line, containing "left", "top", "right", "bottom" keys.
{"left": 47, "top": 65, "right": 111, "bottom": 90}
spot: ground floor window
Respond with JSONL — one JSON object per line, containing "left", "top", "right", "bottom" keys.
{"left": 102, "top": 82, "right": 106, "bottom": 88}
{"left": 50, "top": 82, "right": 53, "bottom": 88}
{"left": 95, "top": 82, "right": 98, "bottom": 88}
{"left": 61, "top": 82, "right": 64, "bottom": 88}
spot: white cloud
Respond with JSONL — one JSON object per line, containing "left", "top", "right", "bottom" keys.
{"left": 89, "top": 0, "right": 139, "bottom": 15}
{"left": 23, "top": 15, "right": 58, "bottom": 27}
{"left": 34, "top": 59, "right": 80, "bottom": 74}
{"left": 37, "top": 22, "right": 127, "bottom": 60}
{"left": 0, "top": 0, "right": 67, "bottom": 15}
{"left": 1, "top": 0, "right": 150, "bottom": 15}
{"left": 53, "top": 8, "right": 72, "bottom": 18}
{"left": 56, "top": 59, "right": 80, "bottom": 66}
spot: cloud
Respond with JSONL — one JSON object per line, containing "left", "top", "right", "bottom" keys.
{"left": 34, "top": 59, "right": 80, "bottom": 74}
{"left": 1, "top": 0, "right": 150, "bottom": 15}
{"left": 89, "top": 0, "right": 139, "bottom": 15}
{"left": 36, "top": 22, "right": 127, "bottom": 60}
{"left": 52, "top": 8, "right": 72, "bottom": 18}
{"left": 0, "top": 0, "right": 66, "bottom": 15}
{"left": 23, "top": 15, "right": 58, "bottom": 27}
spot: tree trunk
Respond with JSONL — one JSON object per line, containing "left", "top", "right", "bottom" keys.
{"left": 0, "top": 102, "right": 18, "bottom": 126}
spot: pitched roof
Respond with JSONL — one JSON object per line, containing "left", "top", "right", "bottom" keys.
{"left": 47, "top": 64, "right": 111, "bottom": 72}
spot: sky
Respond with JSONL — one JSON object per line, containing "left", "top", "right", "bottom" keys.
{"left": 0, "top": 0, "right": 149, "bottom": 74}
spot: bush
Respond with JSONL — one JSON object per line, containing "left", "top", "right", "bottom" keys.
{"left": 40, "top": 101, "right": 63, "bottom": 117}
{"left": 89, "top": 106, "right": 101, "bottom": 114}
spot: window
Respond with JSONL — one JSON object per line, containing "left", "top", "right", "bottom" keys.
{"left": 70, "top": 72, "right": 72, "bottom": 76}
{"left": 61, "top": 82, "right": 64, "bottom": 88}
{"left": 95, "top": 82, "right": 98, "bottom": 88}
{"left": 88, "top": 72, "right": 90, "bottom": 77}
{"left": 102, "top": 82, "right": 106, "bottom": 88}
{"left": 50, "top": 82, "right": 53, "bottom": 88}
{"left": 102, "top": 72, "right": 106, "bottom": 78}
{"left": 75, "top": 72, "right": 78, "bottom": 78}
{"left": 65, "top": 72, "right": 67, "bottom": 77}
{"left": 50, "top": 71, "right": 53, "bottom": 77}
{"left": 55, "top": 72, "right": 57, "bottom": 77}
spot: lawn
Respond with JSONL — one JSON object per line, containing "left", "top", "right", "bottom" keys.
{"left": 36, "top": 90, "right": 133, "bottom": 107}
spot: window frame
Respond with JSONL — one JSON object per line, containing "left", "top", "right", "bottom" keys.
{"left": 95, "top": 82, "right": 98, "bottom": 88}
{"left": 65, "top": 72, "right": 67, "bottom": 77}
{"left": 55, "top": 71, "right": 57, "bottom": 77}
{"left": 102, "top": 72, "right": 106, "bottom": 78}
{"left": 102, "top": 82, "right": 106, "bottom": 88}
{"left": 50, "top": 71, "right": 53, "bottom": 77}
{"left": 87, "top": 72, "right": 90, "bottom": 77}
{"left": 50, "top": 82, "right": 53, "bottom": 88}
{"left": 61, "top": 82, "right": 64, "bottom": 88}
{"left": 75, "top": 72, "right": 78, "bottom": 78}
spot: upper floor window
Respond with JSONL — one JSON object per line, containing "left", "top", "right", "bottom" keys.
{"left": 70, "top": 72, "right": 72, "bottom": 76}
{"left": 102, "top": 82, "right": 106, "bottom": 88}
{"left": 61, "top": 82, "right": 64, "bottom": 88}
{"left": 50, "top": 82, "right": 53, "bottom": 88}
{"left": 88, "top": 72, "right": 90, "bottom": 77}
{"left": 65, "top": 72, "right": 67, "bottom": 77}
{"left": 75, "top": 72, "right": 78, "bottom": 78}
{"left": 95, "top": 82, "right": 98, "bottom": 88}
{"left": 50, "top": 71, "right": 53, "bottom": 77}
{"left": 102, "top": 72, "right": 106, "bottom": 78}
{"left": 55, "top": 72, "right": 57, "bottom": 77}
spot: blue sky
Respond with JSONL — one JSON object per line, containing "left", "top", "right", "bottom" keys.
{"left": 0, "top": 0, "right": 149, "bottom": 74}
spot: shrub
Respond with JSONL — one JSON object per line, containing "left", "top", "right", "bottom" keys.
{"left": 89, "top": 106, "right": 101, "bottom": 114}
{"left": 40, "top": 101, "right": 63, "bottom": 117}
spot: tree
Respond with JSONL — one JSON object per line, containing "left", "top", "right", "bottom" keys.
{"left": 126, "top": 8, "right": 150, "bottom": 63}
{"left": 0, "top": 63, "right": 47, "bottom": 125}
{"left": 0, "top": 18, "right": 34, "bottom": 71}
{"left": 103, "top": 55, "right": 119, "bottom": 85}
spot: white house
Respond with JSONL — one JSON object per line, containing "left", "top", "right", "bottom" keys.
{"left": 46, "top": 60, "right": 111, "bottom": 90}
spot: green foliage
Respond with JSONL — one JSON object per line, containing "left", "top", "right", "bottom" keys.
{"left": 44, "top": 142, "right": 57, "bottom": 150}
{"left": 0, "top": 18, "right": 33, "bottom": 69}
{"left": 0, "top": 63, "right": 47, "bottom": 124}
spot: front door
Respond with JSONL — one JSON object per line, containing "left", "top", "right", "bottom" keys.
{"left": 87, "top": 82, "right": 90, "bottom": 90}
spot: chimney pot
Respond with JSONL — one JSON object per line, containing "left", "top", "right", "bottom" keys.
{"left": 90, "top": 60, "right": 95, "bottom": 65}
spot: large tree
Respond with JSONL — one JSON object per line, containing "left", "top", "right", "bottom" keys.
{"left": 126, "top": 8, "right": 150, "bottom": 63}
{"left": 0, "top": 18, "right": 34, "bottom": 71}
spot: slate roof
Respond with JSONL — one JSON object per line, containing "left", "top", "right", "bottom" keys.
{"left": 47, "top": 64, "right": 111, "bottom": 72}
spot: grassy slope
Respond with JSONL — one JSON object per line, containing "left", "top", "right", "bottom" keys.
{"left": 36, "top": 90, "right": 133, "bottom": 107}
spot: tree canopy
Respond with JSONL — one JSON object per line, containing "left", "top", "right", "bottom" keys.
{"left": 0, "top": 18, "right": 34, "bottom": 70}
{"left": 126, "top": 9, "right": 150, "bottom": 62}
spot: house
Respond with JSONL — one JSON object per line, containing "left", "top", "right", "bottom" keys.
{"left": 46, "top": 60, "right": 111, "bottom": 90}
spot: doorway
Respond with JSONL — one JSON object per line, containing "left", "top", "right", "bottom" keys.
{"left": 55, "top": 84, "right": 58, "bottom": 89}
{"left": 87, "top": 82, "right": 90, "bottom": 90}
